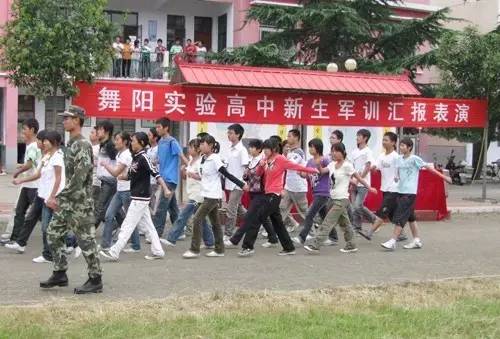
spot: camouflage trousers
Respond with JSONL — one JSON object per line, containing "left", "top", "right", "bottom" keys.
{"left": 47, "top": 208, "right": 102, "bottom": 278}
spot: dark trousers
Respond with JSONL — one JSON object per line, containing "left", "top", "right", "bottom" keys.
{"left": 242, "top": 194, "right": 294, "bottom": 251}
{"left": 230, "top": 192, "right": 278, "bottom": 245}
{"left": 10, "top": 187, "right": 37, "bottom": 242}
{"left": 94, "top": 181, "right": 118, "bottom": 228}
{"left": 122, "top": 59, "right": 131, "bottom": 77}
{"left": 16, "top": 195, "right": 44, "bottom": 246}
{"left": 299, "top": 196, "right": 338, "bottom": 242}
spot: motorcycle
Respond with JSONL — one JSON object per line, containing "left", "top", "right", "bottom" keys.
{"left": 445, "top": 150, "right": 466, "bottom": 185}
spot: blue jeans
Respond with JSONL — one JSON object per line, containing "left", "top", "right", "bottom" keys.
{"left": 102, "top": 191, "right": 140, "bottom": 250}
{"left": 41, "top": 205, "right": 77, "bottom": 261}
{"left": 153, "top": 183, "right": 179, "bottom": 237}
{"left": 351, "top": 186, "right": 376, "bottom": 230}
{"left": 167, "top": 200, "right": 214, "bottom": 246}
{"left": 299, "top": 195, "right": 330, "bottom": 242}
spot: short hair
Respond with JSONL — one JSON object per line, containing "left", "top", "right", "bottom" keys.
{"left": 228, "top": 124, "right": 244, "bottom": 140}
{"left": 155, "top": 117, "right": 171, "bottom": 129}
{"left": 331, "top": 143, "right": 347, "bottom": 159}
{"left": 188, "top": 138, "right": 201, "bottom": 152}
{"left": 308, "top": 138, "right": 323, "bottom": 155}
{"left": 23, "top": 118, "right": 39, "bottom": 134}
{"left": 149, "top": 127, "right": 160, "bottom": 143}
{"left": 262, "top": 138, "right": 281, "bottom": 153}
{"left": 144, "top": 38, "right": 149, "bottom": 43}
{"left": 36, "top": 129, "right": 48, "bottom": 141}
{"left": 384, "top": 131, "right": 398, "bottom": 144}
{"left": 132, "top": 132, "right": 149, "bottom": 149}
{"left": 187, "top": 38, "right": 192, "bottom": 42}
{"left": 357, "top": 129, "right": 371, "bottom": 142}
{"left": 42, "top": 130, "right": 62, "bottom": 147}
{"left": 331, "top": 130, "right": 343, "bottom": 142}
{"left": 248, "top": 139, "right": 263, "bottom": 150}
{"left": 288, "top": 129, "right": 301, "bottom": 141}
{"left": 400, "top": 137, "right": 414, "bottom": 151}
{"left": 96, "top": 120, "right": 114, "bottom": 136}
{"left": 157, "top": 38, "right": 163, "bottom": 43}
{"left": 115, "top": 131, "right": 131, "bottom": 146}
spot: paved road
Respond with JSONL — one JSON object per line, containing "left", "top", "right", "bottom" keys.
{"left": 0, "top": 213, "right": 499, "bottom": 305}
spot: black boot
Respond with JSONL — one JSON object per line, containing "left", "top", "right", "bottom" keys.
{"left": 74, "top": 275, "right": 103, "bottom": 294}
{"left": 40, "top": 270, "right": 68, "bottom": 288}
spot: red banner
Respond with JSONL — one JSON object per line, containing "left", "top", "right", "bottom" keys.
{"left": 74, "top": 80, "right": 488, "bottom": 128}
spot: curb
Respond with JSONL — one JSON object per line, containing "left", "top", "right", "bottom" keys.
{"left": 448, "top": 206, "right": 500, "bottom": 214}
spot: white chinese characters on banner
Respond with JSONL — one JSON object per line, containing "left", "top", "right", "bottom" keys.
{"left": 410, "top": 102, "right": 427, "bottom": 122}
{"left": 257, "top": 96, "right": 274, "bottom": 118}
{"left": 363, "top": 100, "right": 380, "bottom": 121}
{"left": 98, "top": 87, "right": 121, "bottom": 112}
{"left": 165, "top": 91, "right": 186, "bottom": 115}
{"left": 195, "top": 93, "right": 217, "bottom": 116}
{"left": 433, "top": 103, "right": 449, "bottom": 122}
{"left": 338, "top": 100, "right": 355, "bottom": 120}
{"left": 227, "top": 94, "right": 246, "bottom": 117}
{"left": 311, "top": 99, "right": 329, "bottom": 119}
{"left": 388, "top": 102, "right": 404, "bottom": 121}
{"left": 284, "top": 97, "right": 303, "bottom": 119}
{"left": 454, "top": 103, "right": 470, "bottom": 123}
{"left": 132, "top": 90, "right": 153, "bottom": 112}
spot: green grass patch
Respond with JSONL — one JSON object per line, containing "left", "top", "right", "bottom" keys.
{"left": 1, "top": 278, "right": 500, "bottom": 338}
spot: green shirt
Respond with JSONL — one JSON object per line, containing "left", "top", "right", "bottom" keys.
{"left": 170, "top": 45, "right": 183, "bottom": 55}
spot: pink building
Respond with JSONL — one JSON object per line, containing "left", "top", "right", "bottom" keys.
{"left": 0, "top": 0, "right": 440, "bottom": 170}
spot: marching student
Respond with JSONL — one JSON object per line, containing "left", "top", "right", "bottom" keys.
{"left": 222, "top": 124, "right": 249, "bottom": 238}
{"left": 224, "top": 138, "right": 279, "bottom": 249}
{"left": 239, "top": 137, "right": 318, "bottom": 257}
{"left": 100, "top": 132, "right": 141, "bottom": 252}
{"left": 162, "top": 138, "right": 214, "bottom": 247}
{"left": 293, "top": 138, "right": 338, "bottom": 245}
{"left": 100, "top": 132, "right": 171, "bottom": 262}
{"left": 380, "top": 137, "right": 451, "bottom": 251}
{"left": 304, "top": 143, "right": 377, "bottom": 254}
{"left": 349, "top": 129, "right": 377, "bottom": 232}
{"left": 280, "top": 129, "right": 309, "bottom": 233}
{"left": 182, "top": 134, "right": 248, "bottom": 259}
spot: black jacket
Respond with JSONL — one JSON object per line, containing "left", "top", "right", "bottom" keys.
{"left": 128, "top": 149, "right": 160, "bottom": 201}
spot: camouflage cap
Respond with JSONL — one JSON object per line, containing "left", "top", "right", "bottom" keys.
{"left": 59, "top": 105, "right": 85, "bottom": 119}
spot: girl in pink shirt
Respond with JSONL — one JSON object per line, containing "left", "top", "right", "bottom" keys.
{"left": 239, "top": 138, "right": 318, "bottom": 257}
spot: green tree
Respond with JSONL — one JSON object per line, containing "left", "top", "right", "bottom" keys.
{"left": 0, "top": 0, "right": 115, "bottom": 129}
{"left": 214, "top": 0, "right": 449, "bottom": 76}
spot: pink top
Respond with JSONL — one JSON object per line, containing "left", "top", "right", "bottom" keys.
{"left": 256, "top": 154, "right": 318, "bottom": 195}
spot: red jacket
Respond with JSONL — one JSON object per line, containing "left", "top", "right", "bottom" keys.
{"left": 256, "top": 154, "right": 318, "bottom": 195}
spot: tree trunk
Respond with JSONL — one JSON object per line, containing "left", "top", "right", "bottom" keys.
{"left": 472, "top": 141, "right": 482, "bottom": 180}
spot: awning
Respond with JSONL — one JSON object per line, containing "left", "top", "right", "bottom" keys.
{"left": 171, "top": 63, "right": 422, "bottom": 96}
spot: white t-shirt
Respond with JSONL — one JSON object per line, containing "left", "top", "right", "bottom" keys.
{"left": 327, "top": 161, "right": 355, "bottom": 200}
{"left": 38, "top": 150, "right": 66, "bottom": 202}
{"left": 116, "top": 149, "right": 132, "bottom": 191}
{"left": 201, "top": 153, "right": 224, "bottom": 199}
{"left": 349, "top": 146, "right": 374, "bottom": 187}
{"left": 21, "top": 141, "right": 42, "bottom": 189}
{"left": 92, "top": 144, "right": 101, "bottom": 187}
{"left": 224, "top": 141, "right": 249, "bottom": 191}
{"left": 186, "top": 157, "right": 203, "bottom": 203}
{"left": 376, "top": 150, "right": 399, "bottom": 193}
{"left": 285, "top": 147, "right": 308, "bottom": 192}
{"left": 147, "top": 145, "right": 159, "bottom": 185}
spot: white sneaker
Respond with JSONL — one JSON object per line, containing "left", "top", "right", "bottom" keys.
{"left": 261, "top": 241, "right": 278, "bottom": 248}
{"left": 403, "top": 239, "right": 423, "bottom": 249}
{"left": 99, "top": 249, "right": 119, "bottom": 262}
{"left": 286, "top": 224, "right": 298, "bottom": 233}
{"left": 5, "top": 242, "right": 25, "bottom": 253}
{"left": 323, "top": 239, "right": 338, "bottom": 246}
{"left": 64, "top": 246, "right": 75, "bottom": 255}
{"left": 32, "top": 255, "right": 52, "bottom": 263}
{"left": 145, "top": 237, "right": 152, "bottom": 244}
{"left": 123, "top": 246, "right": 141, "bottom": 253}
{"left": 224, "top": 239, "right": 238, "bottom": 249}
{"left": 205, "top": 251, "right": 224, "bottom": 257}
{"left": 238, "top": 248, "right": 255, "bottom": 257}
{"left": 260, "top": 230, "right": 268, "bottom": 238}
{"left": 0, "top": 233, "right": 11, "bottom": 240}
{"left": 182, "top": 250, "right": 200, "bottom": 259}
{"left": 381, "top": 240, "right": 396, "bottom": 251}
{"left": 145, "top": 254, "right": 164, "bottom": 260}
{"left": 306, "top": 234, "right": 314, "bottom": 241}
{"left": 73, "top": 246, "right": 82, "bottom": 259}
{"left": 340, "top": 247, "right": 358, "bottom": 253}
{"left": 292, "top": 236, "right": 304, "bottom": 245}
{"left": 178, "top": 234, "right": 186, "bottom": 240}
{"left": 160, "top": 238, "right": 176, "bottom": 247}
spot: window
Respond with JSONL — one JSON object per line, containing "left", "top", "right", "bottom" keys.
{"left": 167, "top": 15, "right": 186, "bottom": 50}
{"left": 217, "top": 14, "right": 227, "bottom": 52}
{"left": 195, "top": 17, "right": 212, "bottom": 51}
{"left": 18, "top": 95, "right": 35, "bottom": 142}
{"left": 105, "top": 10, "right": 139, "bottom": 41}
{"left": 260, "top": 26, "right": 279, "bottom": 41}
{"left": 96, "top": 118, "right": 136, "bottom": 134}
{"left": 45, "top": 96, "right": 66, "bottom": 136}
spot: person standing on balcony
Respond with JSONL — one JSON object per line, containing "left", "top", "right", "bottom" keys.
{"left": 169, "top": 37, "right": 183, "bottom": 68}
{"left": 131, "top": 40, "right": 141, "bottom": 78}
{"left": 184, "top": 39, "right": 197, "bottom": 63}
{"left": 141, "top": 39, "right": 151, "bottom": 79}
{"left": 121, "top": 38, "right": 132, "bottom": 78}
{"left": 155, "top": 39, "right": 166, "bottom": 79}
{"left": 195, "top": 41, "right": 207, "bottom": 64}
{"left": 112, "top": 36, "right": 123, "bottom": 78}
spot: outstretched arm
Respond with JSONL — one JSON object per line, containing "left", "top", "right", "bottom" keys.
{"left": 424, "top": 165, "right": 452, "bottom": 184}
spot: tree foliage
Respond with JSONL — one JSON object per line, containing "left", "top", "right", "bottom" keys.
{"left": 213, "top": 0, "right": 450, "bottom": 76}
{"left": 0, "top": 0, "right": 115, "bottom": 99}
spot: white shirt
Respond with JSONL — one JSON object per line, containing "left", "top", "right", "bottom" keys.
{"left": 21, "top": 141, "right": 41, "bottom": 189}
{"left": 147, "top": 145, "right": 159, "bottom": 185}
{"left": 327, "top": 161, "right": 355, "bottom": 200}
{"left": 186, "top": 157, "right": 203, "bottom": 203}
{"left": 249, "top": 152, "right": 264, "bottom": 168}
{"left": 92, "top": 144, "right": 101, "bottom": 187}
{"left": 376, "top": 150, "right": 399, "bottom": 193}
{"left": 285, "top": 147, "right": 308, "bottom": 192}
{"left": 349, "top": 146, "right": 374, "bottom": 187}
{"left": 201, "top": 153, "right": 224, "bottom": 199}
{"left": 112, "top": 42, "right": 123, "bottom": 58}
{"left": 224, "top": 141, "right": 249, "bottom": 191}
{"left": 38, "top": 150, "right": 66, "bottom": 202}
{"left": 116, "top": 149, "right": 132, "bottom": 191}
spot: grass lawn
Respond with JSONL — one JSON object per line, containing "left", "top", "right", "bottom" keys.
{"left": 0, "top": 277, "right": 499, "bottom": 338}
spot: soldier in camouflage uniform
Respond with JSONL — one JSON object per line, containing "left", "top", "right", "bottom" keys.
{"left": 40, "top": 105, "right": 103, "bottom": 294}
